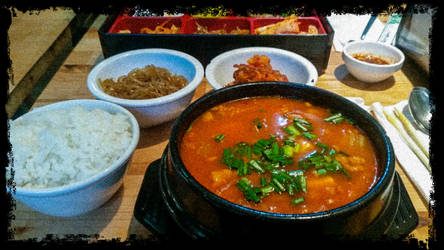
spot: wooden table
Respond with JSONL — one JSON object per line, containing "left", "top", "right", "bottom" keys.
{"left": 9, "top": 25, "right": 432, "bottom": 244}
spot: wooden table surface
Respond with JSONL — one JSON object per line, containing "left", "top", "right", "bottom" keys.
{"left": 9, "top": 26, "right": 432, "bottom": 244}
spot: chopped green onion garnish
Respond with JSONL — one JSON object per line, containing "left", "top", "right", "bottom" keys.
{"left": 287, "top": 184, "right": 295, "bottom": 196}
{"left": 253, "top": 118, "right": 263, "bottom": 129}
{"left": 260, "top": 177, "right": 268, "bottom": 186}
{"left": 272, "top": 178, "right": 286, "bottom": 192}
{"left": 283, "top": 136, "right": 296, "bottom": 146}
{"left": 265, "top": 162, "right": 280, "bottom": 171}
{"left": 268, "top": 182, "right": 281, "bottom": 194}
{"left": 297, "top": 175, "right": 307, "bottom": 193}
{"left": 214, "top": 134, "right": 226, "bottom": 142}
{"left": 271, "top": 172, "right": 286, "bottom": 183}
{"left": 231, "top": 157, "right": 244, "bottom": 169}
{"left": 293, "top": 118, "right": 313, "bottom": 132}
{"left": 233, "top": 142, "right": 251, "bottom": 157}
{"left": 260, "top": 185, "right": 275, "bottom": 195}
{"left": 221, "top": 124, "right": 355, "bottom": 207}
{"left": 341, "top": 166, "right": 352, "bottom": 179}
{"left": 324, "top": 113, "right": 345, "bottom": 124}
{"left": 294, "top": 118, "right": 312, "bottom": 132}
{"left": 292, "top": 197, "right": 305, "bottom": 205}
{"left": 315, "top": 142, "right": 329, "bottom": 153}
{"left": 282, "top": 145, "right": 294, "bottom": 157}
{"left": 236, "top": 179, "right": 260, "bottom": 203}
{"left": 302, "top": 132, "right": 316, "bottom": 140}
{"left": 222, "top": 148, "right": 234, "bottom": 167}
{"left": 323, "top": 155, "right": 332, "bottom": 163}
{"left": 271, "top": 141, "right": 279, "bottom": 155}
{"left": 240, "top": 159, "right": 252, "bottom": 176}
{"left": 277, "top": 170, "right": 294, "bottom": 183}
{"left": 317, "top": 168, "right": 327, "bottom": 176}
{"left": 337, "top": 150, "right": 350, "bottom": 156}
{"left": 240, "top": 177, "right": 252, "bottom": 185}
{"left": 248, "top": 160, "right": 265, "bottom": 174}
{"left": 283, "top": 125, "right": 300, "bottom": 136}
{"left": 298, "top": 159, "right": 310, "bottom": 170}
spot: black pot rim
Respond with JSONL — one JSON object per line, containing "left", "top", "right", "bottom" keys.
{"left": 169, "top": 82, "right": 395, "bottom": 222}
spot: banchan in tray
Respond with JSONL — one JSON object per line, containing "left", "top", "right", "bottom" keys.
{"left": 98, "top": 14, "right": 334, "bottom": 74}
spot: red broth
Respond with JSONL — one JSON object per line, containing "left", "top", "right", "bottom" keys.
{"left": 180, "top": 97, "right": 379, "bottom": 214}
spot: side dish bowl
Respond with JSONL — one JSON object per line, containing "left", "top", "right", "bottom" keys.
{"left": 161, "top": 82, "right": 396, "bottom": 239}
{"left": 205, "top": 47, "right": 318, "bottom": 89}
{"left": 87, "top": 48, "right": 204, "bottom": 128}
{"left": 7, "top": 99, "right": 140, "bottom": 217}
{"left": 342, "top": 41, "right": 405, "bottom": 83}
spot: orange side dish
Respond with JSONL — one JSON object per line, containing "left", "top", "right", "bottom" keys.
{"left": 140, "top": 21, "right": 180, "bottom": 34}
{"left": 194, "top": 23, "right": 250, "bottom": 35}
{"left": 118, "top": 20, "right": 180, "bottom": 34}
{"left": 227, "top": 55, "right": 288, "bottom": 86}
{"left": 255, "top": 15, "right": 319, "bottom": 35}
{"left": 180, "top": 97, "right": 379, "bottom": 214}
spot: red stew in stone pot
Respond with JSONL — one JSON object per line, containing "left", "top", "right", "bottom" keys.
{"left": 180, "top": 96, "right": 379, "bottom": 214}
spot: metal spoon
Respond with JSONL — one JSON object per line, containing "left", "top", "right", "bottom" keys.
{"left": 408, "top": 87, "right": 432, "bottom": 134}
{"left": 360, "top": 15, "right": 377, "bottom": 40}
{"left": 345, "top": 15, "right": 378, "bottom": 44}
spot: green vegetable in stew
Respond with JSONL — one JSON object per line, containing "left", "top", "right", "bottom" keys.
{"left": 218, "top": 113, "right": 352, "bottom": 205}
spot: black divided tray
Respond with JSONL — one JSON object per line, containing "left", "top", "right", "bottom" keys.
{"left": 133, "top": 158, "right": 419, "bottom": 241}
{"left": 98, "top": 14, "right": 334, "bottom": 74}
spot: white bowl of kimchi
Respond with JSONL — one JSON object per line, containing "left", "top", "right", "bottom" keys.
{"left": 205, "top": 47, "right": 318, "bottom": 89}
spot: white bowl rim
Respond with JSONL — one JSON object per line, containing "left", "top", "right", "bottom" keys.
{"left": 342, "top": 41, "right": 405, "bottom": 68}
{"left": 87, "top": 48, "right": 204, "bottom": 107}
{"left": 7, "top": 99, "right": 140, "bottom": 197}
{"left": 205, "top": 46, "right": 319, "bottom": 89}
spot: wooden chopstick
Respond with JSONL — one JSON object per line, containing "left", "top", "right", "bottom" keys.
{"left": 393, "top": 107, "right": 429, "bottom": 158}
{"left": 383, "top": 109, "right": 431, "bottom": 172}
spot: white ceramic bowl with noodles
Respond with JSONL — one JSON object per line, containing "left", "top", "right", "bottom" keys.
{"left": 7, "top": 99, "right": 140, "bottom": 217}
{"left": 87, "top": 48, "right": 205, "bottom": 128}
{"left": 205, "top": 47, "right": 318, "bottom": 89}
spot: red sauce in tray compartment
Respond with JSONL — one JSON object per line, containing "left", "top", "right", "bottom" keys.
{"left": 180, "top": 97, "right": 379, "bottom": 214}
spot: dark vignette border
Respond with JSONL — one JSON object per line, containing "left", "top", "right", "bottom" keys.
{"left": 0, "top": 0, "right": 439, "bottom": 249}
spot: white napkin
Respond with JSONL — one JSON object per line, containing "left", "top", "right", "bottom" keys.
{"left": 371, "top": 101, "right": 432, "bottom": 204}
{"left": 346, "top": 97, "right": 370, "bottom": 112}
{"left": 326, "top": 14, "right": 385, "bottom": 52}
{"left": 346, "top": 97, "right": 432, "bottom": 204}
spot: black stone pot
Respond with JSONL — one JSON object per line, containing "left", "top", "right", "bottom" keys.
{"left": 162, "top": 82, "right": 397, "bottom": 240}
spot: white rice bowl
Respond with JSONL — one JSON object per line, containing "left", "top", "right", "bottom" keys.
{"left": 6, "top": 99, "right": 140, "bottom": 217}
{"left": 8, "top": 106, "right": 132, "bottom": 189}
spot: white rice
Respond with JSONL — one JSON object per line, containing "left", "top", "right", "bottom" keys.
{"left": 7, "top": 106, "right": 133, "bottom": 189}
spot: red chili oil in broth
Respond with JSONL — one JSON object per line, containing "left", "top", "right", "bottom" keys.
{"left": 179, "top": 97, "right": 379, "bottom": 214}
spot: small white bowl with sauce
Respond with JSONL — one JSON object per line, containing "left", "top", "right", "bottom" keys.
{"left": 342, "top": 41, "right": 405, "bottom": 83}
